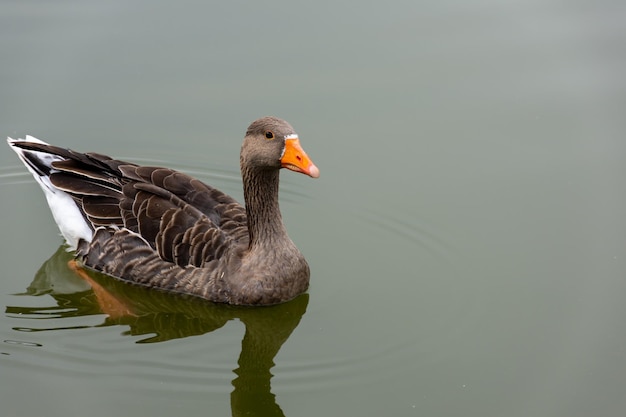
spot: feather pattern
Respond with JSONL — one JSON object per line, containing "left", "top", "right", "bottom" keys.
{"left": 8, "top": 117, "right": 319, "bottom": 305}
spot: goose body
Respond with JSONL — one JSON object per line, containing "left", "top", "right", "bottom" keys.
{"left": 8, "top": 117, "right": 319, "bottom": 305}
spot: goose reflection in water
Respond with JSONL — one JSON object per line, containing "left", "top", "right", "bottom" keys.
{"left": 5, "top": 245, "right": 309, "bottom": 417}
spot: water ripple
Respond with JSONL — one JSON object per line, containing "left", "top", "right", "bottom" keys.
{"left": 3, "top": 339, "right": 43, "bottom": 347}
{"left": 356, "top": 207, "right": 457, "bottom": 263}
{"left": 0, "top": 165, "right": 32, "bottom": 185}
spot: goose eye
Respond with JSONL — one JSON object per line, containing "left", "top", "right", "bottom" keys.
{"left": 265, "top": 131, "right": 274, "bottom": 140}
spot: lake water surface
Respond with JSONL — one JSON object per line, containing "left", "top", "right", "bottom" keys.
{"left": 1, "top": 1, "right": 626, "bottom": 416}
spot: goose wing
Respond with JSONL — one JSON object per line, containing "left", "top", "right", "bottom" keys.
{"left": 10, "top": 141, "right": 248, "bottom": 268}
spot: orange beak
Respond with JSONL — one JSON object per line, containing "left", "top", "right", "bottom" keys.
{"left": 281, "top": 138, "right": 320, "bottom": 178}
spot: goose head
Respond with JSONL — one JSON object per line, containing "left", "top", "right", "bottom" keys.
{"left": 241, "top": 116, "right": 319, "bottom": 178}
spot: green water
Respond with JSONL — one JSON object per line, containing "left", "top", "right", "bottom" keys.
{"left": 1, "top": 1, "right": 625, "bottom": 416}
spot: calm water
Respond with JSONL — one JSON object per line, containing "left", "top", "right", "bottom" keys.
{"left": 2, "top": 1, "right": 626, "bottom": 416}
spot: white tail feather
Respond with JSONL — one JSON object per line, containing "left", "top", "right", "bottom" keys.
{"left": 7, "top": 136, "right": 93, "bottom": 249}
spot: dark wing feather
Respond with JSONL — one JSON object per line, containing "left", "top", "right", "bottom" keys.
{"left": 10, "top": 141, "right": 249, "bottom": 270}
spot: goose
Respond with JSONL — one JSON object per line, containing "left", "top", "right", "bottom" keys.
{"left": 8, "top": 116, "right": 319, "bottom": 305}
